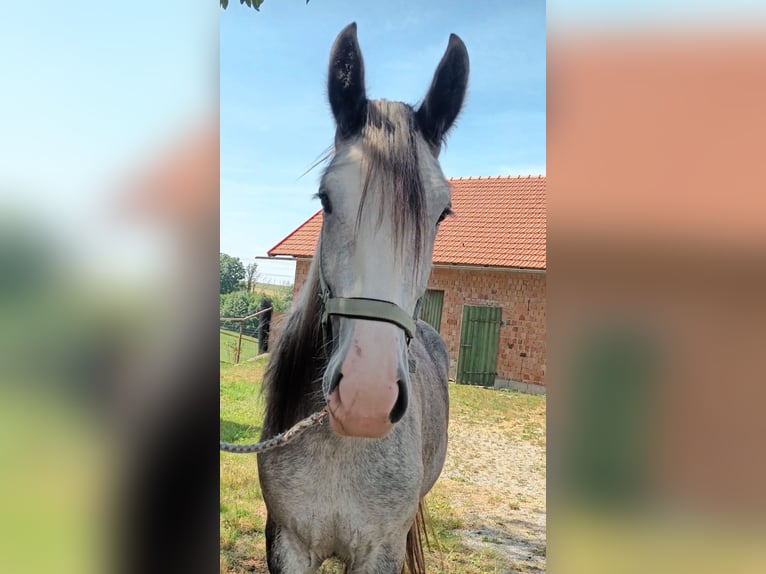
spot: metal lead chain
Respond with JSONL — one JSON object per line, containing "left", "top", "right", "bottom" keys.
{"left": 220, "top": 408, "right": 329, "bottom": 454}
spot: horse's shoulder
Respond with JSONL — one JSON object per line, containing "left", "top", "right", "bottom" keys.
{"left": 414, "top": 320, "right": 449, "bottom": 374}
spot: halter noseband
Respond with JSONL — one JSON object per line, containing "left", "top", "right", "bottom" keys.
{"left": 317, "top": 242, "right": 420, "bottom": 347}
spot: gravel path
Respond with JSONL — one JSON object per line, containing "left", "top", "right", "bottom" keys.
{"left": 440, "top": 410, "right": 547, "bottom": 573}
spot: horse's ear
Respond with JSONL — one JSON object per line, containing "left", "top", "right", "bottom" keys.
{"left": 416, "top": 34, "right": 469, "bottom": 154}
{"left": 328, "top": 22, "right": 367, "bottom": 140}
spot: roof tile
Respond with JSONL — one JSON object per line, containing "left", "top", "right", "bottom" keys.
{"left": 268, "top": 176, "right": 546, "bottom": 269}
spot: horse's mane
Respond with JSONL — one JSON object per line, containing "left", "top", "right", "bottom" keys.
{"left": 261, "top": 258, "right": 325, "bottom": 436}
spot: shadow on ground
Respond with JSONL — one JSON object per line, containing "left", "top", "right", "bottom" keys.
{"left": 456, "top": 516, "right": 546, "bottom": 571}
{"left": 221, "top": 419, "right": 262, "bottom": 443}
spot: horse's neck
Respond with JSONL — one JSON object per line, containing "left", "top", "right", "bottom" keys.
{"left": 263, "top": 296, "right": 327, "bottom": 435}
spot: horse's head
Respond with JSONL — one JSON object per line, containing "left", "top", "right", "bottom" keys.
{"left": 318, "top": 23, "right": 469, "bottom": 438}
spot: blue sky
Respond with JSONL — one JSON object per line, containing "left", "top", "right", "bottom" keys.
{"left": 1, "top": 2, "right": 762, "bottom": 285}
{"left": 1, "top": 1, "right": 215, "bottom": 208}
{"left": 0, "top": 1, "right": 216, "bottom": 280}
{"left": 221, "top": 0, "right": 546, "bottom": 283}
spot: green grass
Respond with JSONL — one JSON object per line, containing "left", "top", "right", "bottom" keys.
{"left": 220, "top": 348, "right": 545, "bottom": 573}
{"left": 449, "top": 384, "right": 546, "bottom": 448}
{"left": 220, "top": 330, "right": 261, "bottom": 364}
{"left": 252, "top": 281, "right": 292, "bottom": 297}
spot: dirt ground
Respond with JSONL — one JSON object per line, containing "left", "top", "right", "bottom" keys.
{"left": 435, "top": 389, "right": 547, "bottom": 573}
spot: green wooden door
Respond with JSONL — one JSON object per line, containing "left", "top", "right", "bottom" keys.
{"left": 456, "top": 305, "right": 503, "bottom": 386}
{"left": 418, "top": 289, "right": 444, "bottom": 332}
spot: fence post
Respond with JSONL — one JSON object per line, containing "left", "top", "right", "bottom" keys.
{"left": 235, "top": 321, "right": 243, "bottom": 364}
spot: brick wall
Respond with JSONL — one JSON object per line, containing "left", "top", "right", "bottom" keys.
{"left": 289, "top": 259, "right": 546, "bottom": 387}
{"left": 428, "top": 267, "right": 546, "bottom": 386}
{"left": 294, "top": 258, "right": 312, "bottom": 299}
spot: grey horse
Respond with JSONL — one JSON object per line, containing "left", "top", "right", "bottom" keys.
{"left": 257, "top": 22, "right": 469, "bottom": 573}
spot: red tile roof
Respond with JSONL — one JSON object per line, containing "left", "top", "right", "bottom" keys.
{"left": 268, "top": 175, "right": 546, "bottom": 270}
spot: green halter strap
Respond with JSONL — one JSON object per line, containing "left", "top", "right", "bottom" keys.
{"left": 317, "top": 243, "right": 419, "bottom": 345}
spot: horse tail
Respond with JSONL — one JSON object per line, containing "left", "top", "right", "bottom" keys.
{"left": 403, "top": 498, "right": 440, "bottom": 574}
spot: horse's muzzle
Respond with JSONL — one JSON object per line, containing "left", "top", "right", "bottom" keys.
{"left": 325, "top": 319, "right": 409, "bottom": 438}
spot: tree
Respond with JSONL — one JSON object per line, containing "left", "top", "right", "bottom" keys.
{"left": 220, "top": 0, "right": 310, "bottom": 10}
{"left": 245, "top": 261, "right": 259, "bottom": 292}
{"left": 220, "top": 253, "right": 246, "bottom": 294}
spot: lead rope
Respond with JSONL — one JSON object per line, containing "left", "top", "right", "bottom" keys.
{"left": 220, "top": 407, "right": 329, "bottom": 454}
{"left": 221, "top": 255, "right": 332, "bottom": 455}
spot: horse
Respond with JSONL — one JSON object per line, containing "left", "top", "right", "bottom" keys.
{"left": 257, "top": 22, "right": 469, "bottom": 573}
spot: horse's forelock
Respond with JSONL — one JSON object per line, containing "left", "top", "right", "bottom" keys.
{"left": 360, "top": 100, "right": 427, "bottom": 268}
{"left": 323, "top": 100, "right": 428, "bottom": 271}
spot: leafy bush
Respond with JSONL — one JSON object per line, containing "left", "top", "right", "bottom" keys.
{"left": 220, "top": 284, "right": 293, "bottom": 337}
{"left": 254, "top": 285, "right": 293, "bottom": 313}
{"left": 220, "top": 291, "right": 261, "bottom": 336}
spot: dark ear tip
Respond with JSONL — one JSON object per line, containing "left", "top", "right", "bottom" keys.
{"left": 340, "top": 22, "right": 358, "bottom": 38}
{"left": 446, "top": 34, "right": 469, "bottom": 69}
{"left": 448, "top": 33, "right": 466, "bottom": 50}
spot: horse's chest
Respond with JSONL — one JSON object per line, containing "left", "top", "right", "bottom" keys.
{"left": 258, "top": 426, "right": 423, "bottom": 555}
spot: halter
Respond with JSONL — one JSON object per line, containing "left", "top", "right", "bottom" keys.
{"left": 317, "top": 240, "right": 421, "bottom": 349}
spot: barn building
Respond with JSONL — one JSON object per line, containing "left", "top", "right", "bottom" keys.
{"left": 266, "top": 175, "right": 546, "bottom": 392}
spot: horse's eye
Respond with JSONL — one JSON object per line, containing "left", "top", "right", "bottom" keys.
{"left": 437, "top": 207, "right": 453, "bottom": 225}
{"left": 316, "top": 191, "right": 332, "bottom": 214}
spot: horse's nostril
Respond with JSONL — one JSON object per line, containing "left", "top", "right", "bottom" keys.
{"left": 389, "top": 379, "right": 408, "bottom": 423}
{"left": 329, "top": 370, "right": 343, "bottom": 394}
